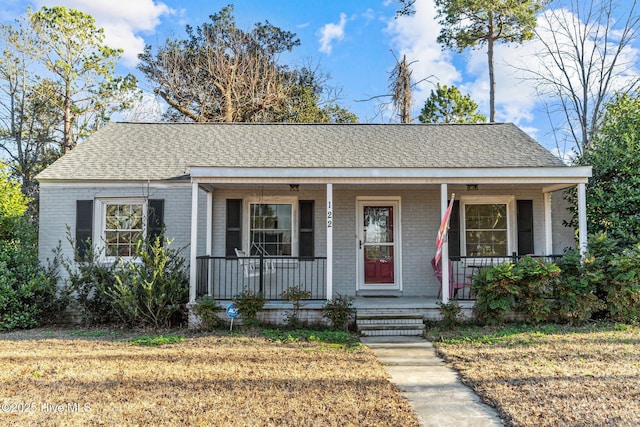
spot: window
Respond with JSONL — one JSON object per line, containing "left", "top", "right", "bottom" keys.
{"left": 248, "top": 202, "right": 293, "bottom": 256}
{"left": 461, "top": 197, "right": 513, "bottom": 256}
{"left": 97, "top": 199, "right": 147, "bottom": 259}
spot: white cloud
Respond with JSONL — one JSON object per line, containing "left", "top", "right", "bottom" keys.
{"left": 31, "top": 0, "right": 175, "bottom": 67}
{"left": 318, "top": 13, "right": 347, "bottom": 55}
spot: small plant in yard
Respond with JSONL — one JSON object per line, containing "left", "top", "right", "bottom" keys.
{"left": 232, "top": 288, "right": 266, "bottom": 326}
{"left": 438, "top": 300, "right": 462, "bottom": 328}
{"left": 195, "top": 295, "right": 225, "bottom": 330}
{"left": 281, "top": 285, "right": 311, "bottom": 328}
{"left": 323, "top": 294, "right": 355, "bottom": 331}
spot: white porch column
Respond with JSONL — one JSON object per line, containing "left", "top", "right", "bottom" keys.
{"left": 206, "top": 191, "right": 213, "bottom": 255}
{"left": 206, "top": 190, "right": 213, "bottom": 295}
{"left": 326, "top": 183, "right": 333, "bottom": 301}
{"left": 189, "top": 182, "right": 199, "bottom": 303}
{"left": 578, "top": 183, "right": 588, "bottom": 258}
{"left": 544, "top": 192, "right": 553, "bottom": 255}
{"left": 440, "top": 183, "right": 450, "bottom": 304}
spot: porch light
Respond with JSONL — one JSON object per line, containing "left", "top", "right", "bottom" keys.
{"left": 289, "top": 184, "right": 299, "bottom": 192}
{"left": 466, "top": 184, "right": 479, "bottom": 191}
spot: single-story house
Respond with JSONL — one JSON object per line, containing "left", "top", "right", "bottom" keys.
{"left": 36, "top": 122, "right": 591, "bottom": 330}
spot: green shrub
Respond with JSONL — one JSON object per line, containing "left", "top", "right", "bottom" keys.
{"left": 0, "top": 241, "right": 66, "bottom": 330}
{"left": 195, "top": 295, "right": 225, "bottom": 330}
{"left": 322, "top": 294, "right": 355, "bottom": 331}
{"left": 232, "top": 288, "right": 266, "bottom": 326}
{"left": 607, "top": 244, "right": 640, "bottom": 323}
{"left": 471, "top": 262, "right": 520, "bottom": 324}
{"left": 63, "top": 235, "right": 120, "bottom": 324}
{"left": 554, "top": 248, "right": 605, "bottom": 324}
{"left": 110, "top": 237, "right": 189, "bottom": 329}
{"left": 281, "top": 285, "right": 311, "bottom": 329}
{"left": 515, "top": 257, "right": 560, "bottom": 323}
{"left": 0, "top": 168, "right": 68, "bottom": 330}
{"left": 472, "top": 257, "right": 560, "bottom": 325}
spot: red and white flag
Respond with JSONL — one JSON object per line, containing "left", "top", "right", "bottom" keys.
{"left": 434, "top": 194, "right": 455, "bottom": 266}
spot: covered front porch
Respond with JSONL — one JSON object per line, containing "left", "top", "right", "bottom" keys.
{"left": 187, "top": 176, "right": 589, "bottom": 310}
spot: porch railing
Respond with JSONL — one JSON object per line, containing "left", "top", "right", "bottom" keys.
{"left": 448, "top": 253, "right": 563, "bottom": 300}
{"left": 196, "top": 255, "right": 327, "bottom": 300}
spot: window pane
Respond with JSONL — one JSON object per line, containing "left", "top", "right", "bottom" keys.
{"left": 465, "top": 203, "right": 508, "bottom": 256}
{"left": 104, "top": 203, "right": 144, "bottom": 258}
{"left": 249, "top": 203, "right": 292, "bottom": 256}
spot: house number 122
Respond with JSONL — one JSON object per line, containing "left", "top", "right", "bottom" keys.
{"left": 327, "top": 201, "right": 333, "bottom": 228}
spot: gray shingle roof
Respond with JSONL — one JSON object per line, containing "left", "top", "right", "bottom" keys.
{"left": 36, "top": 122, "right": 566, "bottom": 181}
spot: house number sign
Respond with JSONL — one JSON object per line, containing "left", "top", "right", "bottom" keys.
{"left": 327, "top": 201, "right": 333, "bottom": 228}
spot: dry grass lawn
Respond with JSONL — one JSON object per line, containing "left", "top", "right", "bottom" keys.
{"left": 0, "top": 329, "right": 418, "bottom": 427}
{"left": 428, "top": 324, "right": 640, "bottom": 427}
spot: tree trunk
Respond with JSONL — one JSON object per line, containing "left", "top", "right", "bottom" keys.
{"left": 488, "top": 37, "right": 496, "bottom": 123}
{"left": 63, "top": 84, "right": 72, "bottom": 153}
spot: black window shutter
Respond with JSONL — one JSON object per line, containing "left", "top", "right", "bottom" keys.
{"left": 517, "top": 200, "right": 534, "bottom": 255}
{"left": 448, "top": 200, "right": 461, "bottom": 257}
{"left": 148, "top": 199, "right": 165, "bottom": 244}
{"left": 299, "top": 200, "right": 314, "bottom": 258}
{"left": 76, "top": 200, "right": 93, "bottom": 260}
{"left": 226, "top": 199, "right": 242, "bottom": 257}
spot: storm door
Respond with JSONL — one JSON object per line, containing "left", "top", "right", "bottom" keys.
{"left": 357, "top": 199, "right": 401, "bottom": 291}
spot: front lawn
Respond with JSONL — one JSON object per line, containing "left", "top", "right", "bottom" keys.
{"left": 427, "top": 323, "right": 640, "bottom": 427}
{"left": 0, "top": 328, "right": 418, "bottom": 426}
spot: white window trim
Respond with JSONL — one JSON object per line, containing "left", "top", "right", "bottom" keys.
{"left": 460, "top": 196, "right": 515, "bottom": 257}
{"left": 243, "top": 196, "right": 299, "bottom": 257}
{"left": 94, "top": 197, "right": 148, "bottom": 262}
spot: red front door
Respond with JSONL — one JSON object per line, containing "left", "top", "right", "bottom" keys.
{"left": 363, "top": 205, "right": 395, "bottom": 284}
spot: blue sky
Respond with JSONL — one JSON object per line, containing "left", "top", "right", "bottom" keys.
{"left": 3, "top": 0, "right": 639, "bottom": 156}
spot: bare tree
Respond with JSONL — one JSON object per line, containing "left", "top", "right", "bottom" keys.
{"left": 138, "top": 6, "right": 299, "bottom": 123}
{"left": 358, "top": 52, "right": 432, "bottom": 123}
{"left": 526, "top": 0, "right": 640, "bottom": 155}
{"left": 391, "top": 54, "right": 414, "bottom": 123}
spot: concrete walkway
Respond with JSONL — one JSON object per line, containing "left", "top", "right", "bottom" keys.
{"left": 361, "top": 336, "right": 504, "bottom": 427}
